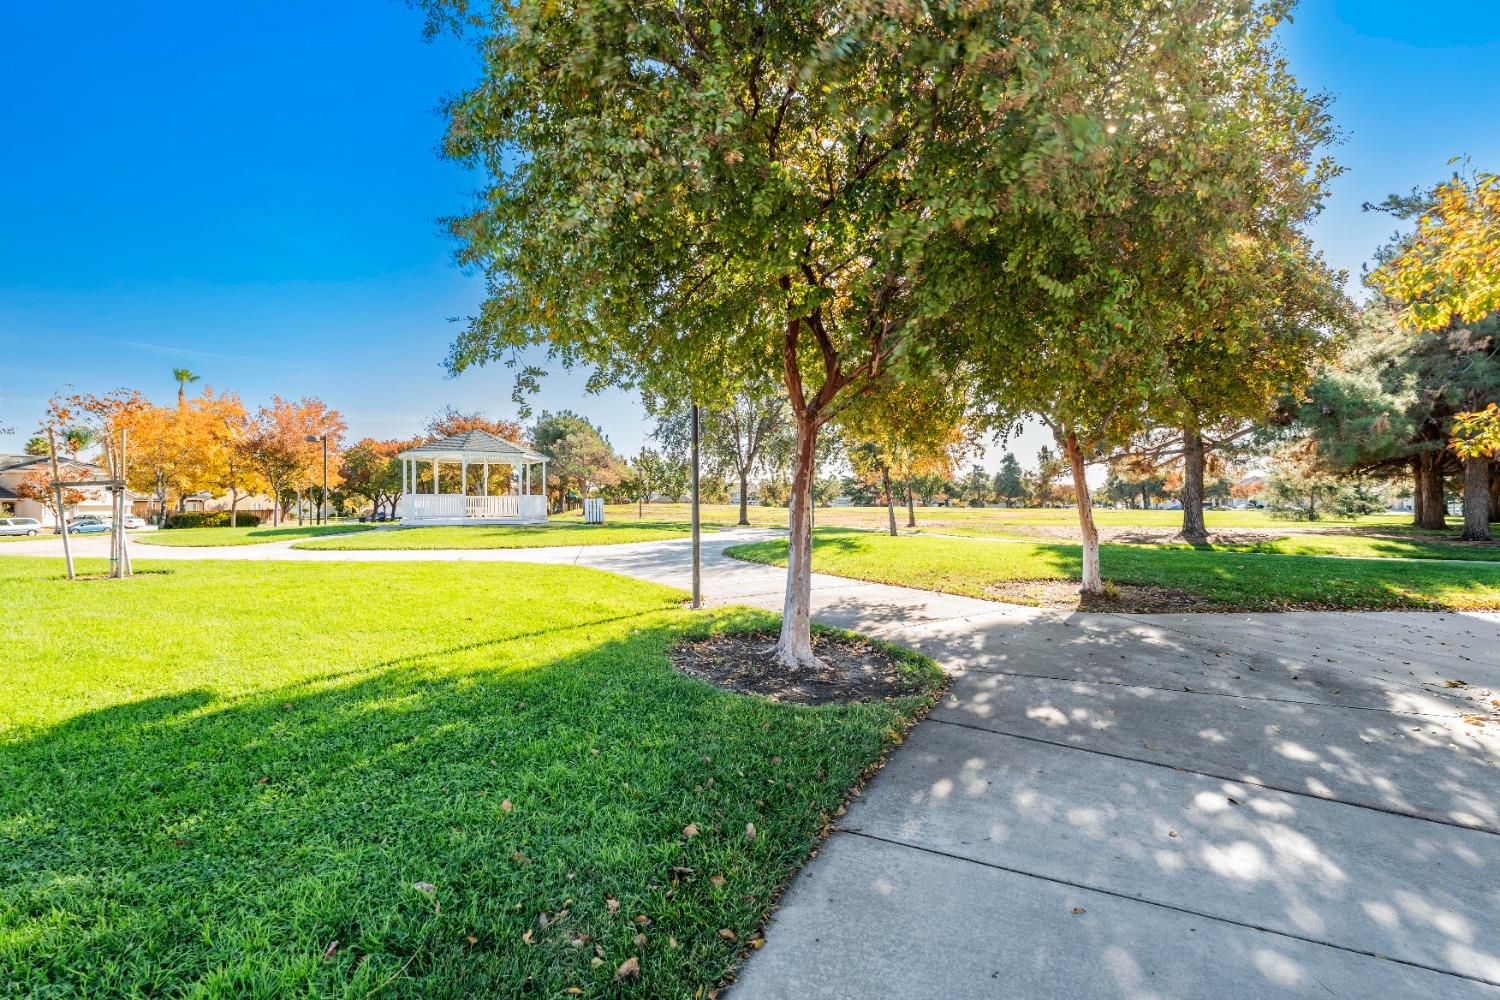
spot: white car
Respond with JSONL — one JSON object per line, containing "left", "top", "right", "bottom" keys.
{"left": 0, "top": 517, "right": 43, "bottom": 536}
{"left": 122, "top": 514, "right": 146, "bottom": 529}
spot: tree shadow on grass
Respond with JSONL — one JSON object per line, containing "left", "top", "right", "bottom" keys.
{"left": 0, "top": 615, "right": 911, "bottom": 999}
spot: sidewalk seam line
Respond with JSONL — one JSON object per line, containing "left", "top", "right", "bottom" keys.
{"left": 946, "top": 667, "right": 1482, "bottom": 720}
{"left": 924, "top": 716, "right": 1500, "bottom": 837}
{"left": 836, "top": 829, "right": 1499, "bottom": 989}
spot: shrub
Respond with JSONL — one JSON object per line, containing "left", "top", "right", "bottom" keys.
{"left": 162, "top": 510, "right": 267, "bottom": 529}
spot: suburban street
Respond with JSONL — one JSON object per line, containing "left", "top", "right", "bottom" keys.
{"left": 13, "top": 531, "right": 1499, "bottom": 998}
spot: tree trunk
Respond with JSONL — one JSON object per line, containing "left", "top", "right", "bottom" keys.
{"left": 738, "top": 469, "right": 750, "bottom": 526}
{"left": 906, "top": 483, "right": 916, "bottom": 527}
{"left": 774, "top": 414, "right": 821, "bottom": 669}
{"left": 1139, "top": 486, "right": 1148, "bottom": 511}
{"left": 882, "top": 465, "right": 897, "bottom": 536}
{"left": 1461, "top": 456, "right": 1492, "bottom": 541}
{"left": 1063, "top": 430, "right": 1102, "bottom": 593}
{"left": 1415, "top": 452, "right": 1448, "bottom": 530}
{"left": 229, "top": 488, "right": 239, "bottom": 528}
{"left": 1179, "top": 424, "right": 1207, "bottom": 542}
{"left": 1411, "top": 456, "right": 1426, "bottom": 528}
{"left": 1489, "top": 465, "right": 1499, "bottom": 524}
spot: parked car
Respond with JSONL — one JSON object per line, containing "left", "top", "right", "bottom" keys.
{"left": 54, "top": 516, "right": 109, "bottom": 535}
{"left": 122, "top": 514, "right": 146, "bottom": 529}
{"left": 0, "top": 517, "right": 43, "bottom": 536}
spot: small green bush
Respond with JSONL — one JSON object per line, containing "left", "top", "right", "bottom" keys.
{"left": 162, "top": 510, "right": 267, "bottom": 530}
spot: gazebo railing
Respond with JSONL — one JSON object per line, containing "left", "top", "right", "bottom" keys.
{"left": 401, "top": 493, "right": 547, "bottom": 521}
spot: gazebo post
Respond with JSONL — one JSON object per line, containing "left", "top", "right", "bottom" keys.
{"left": 482, "top": 462, "right": 489, "bottom": 497}
{"left": 432, "top": 458, "right": 439, "bottom": 495}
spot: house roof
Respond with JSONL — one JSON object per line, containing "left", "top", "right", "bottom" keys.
{"left": 0, "top": 484, "right": 17, "bottom": 500}
{"left": 398, "top": 431, "right": 547, "bottom": 463}
{"left": 0, "top": 454, "right": 103, "bottom": 476}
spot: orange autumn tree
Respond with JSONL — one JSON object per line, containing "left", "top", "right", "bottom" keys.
{"left": 341, "top": 436, "right": 421, "bottom": 519}
{"left": 191, "top": 388, "right": 265, "bottom": 526}
{"left": 13, "top": 466, "right": 91, "bottom": 522}
{"left": 244, "top": 397, "right": 347, "bottom": 524}
{"left": 1370, "top": 168, "right": 1500, "bottom": 332}
{"left": 424, "top": 406, "right": 526, "bottom": 444}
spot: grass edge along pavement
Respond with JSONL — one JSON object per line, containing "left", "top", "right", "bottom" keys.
{"left": 135, "top": 523, "right": 376, "bottom": 547}
{"left": 0, "top": 555, "right": 941, "bottom": 999}
{"left": 292, "top": 520, "right": 714, "bottom": 550}
{"left": 724, "top": 528, "right": 1500, "bottom": 612}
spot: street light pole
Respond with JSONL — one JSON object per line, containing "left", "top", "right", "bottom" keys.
{"left": 306, "top": 434, "right": 329, "bottom": 524}
{"left": 690, "top": 402, "right": 701, "bottom": 609}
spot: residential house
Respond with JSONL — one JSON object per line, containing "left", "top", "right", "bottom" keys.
{"left": 0, "top": 453, "right": 144, "bottom": 526}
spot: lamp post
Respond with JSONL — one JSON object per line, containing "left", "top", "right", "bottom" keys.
{"left": 690, "top": 402, "right": 701, "bottom": 609}
{"left": 305, "top": 434, "right": 328, "bottom": 524}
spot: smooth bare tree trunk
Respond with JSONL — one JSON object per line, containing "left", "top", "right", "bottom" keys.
{"left": 1415, "top": 452, "right": 1448, "bottom": 530}
{"left": 906, "top": 483, "right": 916, "bottom": 528}
{"left": 775, "top": 415, "right": 821, "bottom": 669}
{"left": 1063, "top": 430, "right": 1102, "bottom": 593}
{"left": 738, "top": 469, "right": 751, "bottom": 526}
{"left": 882, "top": 465, "right": 897, "bottom": 536}
{"left": 1179, "top": 424, "right": 1207, "bottom": 542}
{"left": 1461, "top": 457, "right": 1493, "bottom": 541}
{"left": 229, "top": 488, "right": 240, "bottom": 528}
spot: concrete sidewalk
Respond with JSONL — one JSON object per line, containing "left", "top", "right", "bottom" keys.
{"left": 9, "top": 529, "right": 1499, "bottom": 996}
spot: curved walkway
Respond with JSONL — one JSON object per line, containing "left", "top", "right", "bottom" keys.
{"left": 8, "top": 531, "right": 1500, "bottom": 997}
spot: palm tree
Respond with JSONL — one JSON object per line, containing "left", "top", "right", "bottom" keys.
{"left": 62, "top": 426, "right": 96, "bottom": 458}
{"left": 173, "top": 368, "right": 201, "bottom": 407}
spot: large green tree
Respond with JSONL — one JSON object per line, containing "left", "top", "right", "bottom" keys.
{"left": 654, "top": 388, "right": 794, "bottom": 527}
{"left": 955, "top": 0, "right": 1339, "bottom": 590}
{"left": 1367, "top": 167, "right": 1500, "bottom": 540}
{"left": 1151, "top": 234, "right": 1348, "bottom": 540}
{"left": 531, "top": 411, "right": 623, "bottom": 513}
{"left": 423, "top": 0, "right": 1132, "bottom": 667}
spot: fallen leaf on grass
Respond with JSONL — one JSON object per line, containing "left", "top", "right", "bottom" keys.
{"left": 522, "top": 929, "right": 535, "bottom": 945}
{"left": 323, "top": 940, "right": 339, "bottom": 960}
{"left": 512, "top": 852, "right": 531, "bottom": 865}
{"left": 606, "top": 897, "right": 620, "bottom": 913}
{"left": 501, "top": 799, "right": 514, "bottom": 812}
{"left": 615, "top": 956, "right": 640, "bottom": 980}
{"left": 684, "top": 822, "right": 700, "bottom": 839}
{"left": 718, "top": 928, "right": 737, "bottom": 941}
{"left": 709, "top": 875, "right": 726, "bottom": 888}
{"left": 745, "top": 822, "right": 756, "bottom": 839}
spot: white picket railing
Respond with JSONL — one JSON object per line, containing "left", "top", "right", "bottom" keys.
{"left": 401, "top": 493, "right": 547, "bottom": 522}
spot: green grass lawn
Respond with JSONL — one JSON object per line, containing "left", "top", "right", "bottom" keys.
{"left": 136, "top": 524, "right": 375, "bottom": 547}
{"left": 571, "top": 501, "right": 1420, "bottom": 533}
{"left": 0, "top": 556, "right": 938, "bottom": 998}
{"left": 294, "top": 521, "right": 709, "bottom": 550}
{"left": 725, "top": 529, "right": 1500, "bottom": 611}
{"left": 1151, "top": 533, "right": 1500, "bottom": 562}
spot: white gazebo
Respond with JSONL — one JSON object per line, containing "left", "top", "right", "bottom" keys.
{"left": 397, "top": 430, "right": 549, "bottom": 525}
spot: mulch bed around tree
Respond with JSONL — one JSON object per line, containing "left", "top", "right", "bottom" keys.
{"left": 672, "top": 631, "right": 923, "bottom": 705}
{"left": 984, "top": 579, "right": 1221, "bottom": 613}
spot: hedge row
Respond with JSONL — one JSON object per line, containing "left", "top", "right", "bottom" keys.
{"left": 162, "top": 510, "right": 268, "bottom": 529}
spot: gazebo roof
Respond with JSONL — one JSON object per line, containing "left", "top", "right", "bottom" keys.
{"left": 398, "top": 430, "right": 548, "bottom": 463}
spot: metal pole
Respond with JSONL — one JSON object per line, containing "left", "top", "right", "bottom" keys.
{"left": 119, "top": 427, "right": 132, "bottom": 577}
{"left": 321, "top": 436, "right": 329, "bottom": 524}
{"left": 690, "top": 402, "right": 701, "bottom": 609}
{"left": 46, "top": 428, "right": 75, "bottom": 580}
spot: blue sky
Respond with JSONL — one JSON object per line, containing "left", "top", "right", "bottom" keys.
{"left": 2, "top": 1, "right": 1498, "bottom": 468}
